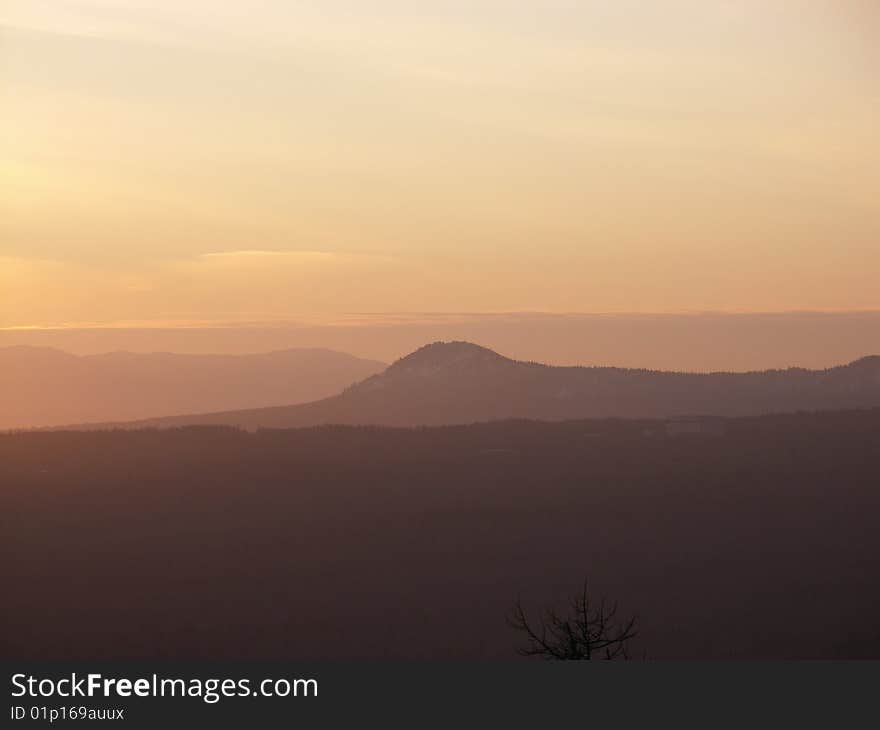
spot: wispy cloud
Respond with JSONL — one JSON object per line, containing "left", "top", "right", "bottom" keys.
{"left": 199, "top": 250, "right": 339, "bottom": 261}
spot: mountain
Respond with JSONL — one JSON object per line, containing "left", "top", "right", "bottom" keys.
{"left": 0, "top": 346, "right": 386, "bottom": 430}
{"left": 78, "top": 341, "right": 880, "bottom": 430}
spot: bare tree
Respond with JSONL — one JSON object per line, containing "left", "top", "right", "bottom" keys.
{"left": 508, "top": 581, "right": 639, "bottom": 659}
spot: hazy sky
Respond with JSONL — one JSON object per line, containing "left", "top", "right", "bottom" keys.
{"left": 2, "top": 1, "right": 878, "bottom": 329}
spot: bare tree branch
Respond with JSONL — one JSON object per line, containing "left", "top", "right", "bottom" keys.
{"left": 508, "top": 580, "right": 640, "bottom": 660}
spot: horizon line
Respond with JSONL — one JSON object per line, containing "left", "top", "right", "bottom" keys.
{"left": 5, "top": 309, "right": 880, "bottom": 332}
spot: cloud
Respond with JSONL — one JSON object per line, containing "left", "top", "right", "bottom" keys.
{"left": 198, "top": 250, "right": 339, "bottom": 261}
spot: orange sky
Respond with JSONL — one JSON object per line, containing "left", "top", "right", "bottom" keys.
{"left": 1, "top": 1, "right": 878, "bottom": 329}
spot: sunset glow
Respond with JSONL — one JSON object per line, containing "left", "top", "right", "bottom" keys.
{"left": 2, "top": 1, "right": 878, "bottom": 330}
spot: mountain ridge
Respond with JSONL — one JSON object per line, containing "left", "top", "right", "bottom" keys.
{"left": 56, "top": 341, "right": 880, "bottom": 431}
{"left": 1, "top": 346, "right": 387, "bottom": 430}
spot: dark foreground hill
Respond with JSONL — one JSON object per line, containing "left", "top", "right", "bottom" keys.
{"left": 2, "top": 409, "right": 879, "bottom": 659}
{"left": 0, "top": 346, "right": 385, "bottom": 429}
{"left": 95, "top": 341, "right": 880, "bottom": 429}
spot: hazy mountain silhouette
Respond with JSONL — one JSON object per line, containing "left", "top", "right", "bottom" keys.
{"left": 0, "top": 346, "right": 386, "bottom": 429}
{"left": 80, "top": 341, "right": 880, "bottom": 430}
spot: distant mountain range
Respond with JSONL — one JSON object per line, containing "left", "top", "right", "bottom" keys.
{"left": 69, "top": 341, "right": 880, "bottom": 430}
{"left": 0, "top": 346, "right": 386, "bottom": 430}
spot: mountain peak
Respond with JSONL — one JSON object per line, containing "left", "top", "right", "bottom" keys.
{"left": 386, "top": 341, "right": 511, "bottom": 376}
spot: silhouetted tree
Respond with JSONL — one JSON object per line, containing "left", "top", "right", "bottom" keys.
{"left": 508, "top": 581, "right": 638, "bottom": 659}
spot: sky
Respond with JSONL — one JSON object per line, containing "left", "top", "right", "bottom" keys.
{"left": 1, "top": 0, "right": 878, "bottom": 332}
